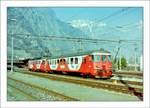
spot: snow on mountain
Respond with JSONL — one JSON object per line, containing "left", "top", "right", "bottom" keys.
{"left": 69, "top": 19, "right": 106, "bottom": 37}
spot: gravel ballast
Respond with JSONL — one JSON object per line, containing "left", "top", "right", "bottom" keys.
{"left": 7, "top": 72, "right": 141, "bottom": 101}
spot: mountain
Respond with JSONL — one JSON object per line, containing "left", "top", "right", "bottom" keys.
{"left": 7, "top": 8, "right": 84, "bottom": 59}
{"left": 7, "top": 8, "right": 142, "bottom": 64}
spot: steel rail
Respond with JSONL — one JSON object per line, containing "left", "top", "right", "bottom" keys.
{"left": 13, "top": 69, "right": 143, "bottom": 99}
{"left": 113, "top": 72, "right": 143, "bottom": 76}
{"left": 14, "top": 68, "right": 143, "bottom": 86}
{"left": 8, "top": 83, "right": 37, "bottom": 100}
{"left": 8, "top": 77, "right": 78, "bottom": 101}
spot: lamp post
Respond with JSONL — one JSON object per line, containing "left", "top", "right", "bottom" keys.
{"left": 8, "top": 18, "right": 17, "bottom": 72}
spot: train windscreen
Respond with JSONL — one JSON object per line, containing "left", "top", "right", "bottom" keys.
{"left": 92, "top": 55, "right": 101, "bottom": 62}
{"left": 108, "top": 55, "right": 111, "bottom": 62}
{"left": 102, "top": 55, "right": 106, "bottom": 62}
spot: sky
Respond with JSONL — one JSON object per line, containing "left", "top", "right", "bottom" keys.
{"left": 52, "top": 7, "right": 143, "bottom": 39}
{"left": 52, "top": 7, "right": 143, "bottom": 24}
{"left": 52, "top": 7, "right": 143, "bottom": 60}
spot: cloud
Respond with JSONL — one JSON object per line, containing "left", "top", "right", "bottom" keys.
{"left": 70, "top": 19, "right": 106, "bottom": 29}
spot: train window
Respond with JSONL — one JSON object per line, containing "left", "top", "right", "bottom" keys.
{"left": 75, "top": 58, "right": 78, "bottom": 64}
{"left": 42, "top": 60, "right": 45, "bottom": 64}
{"left": 71, "top": 58, "right": 74, "bottom": 64}
{"left": 92, "top": 55, "right": 100, "bottom": 62}
{"left": 57, "top": 59, "right": 59, "bottom": 64}
{"left": 63, "top": 59, "right": 66, "bottom": 63}
{"left": 108, "top": 55, "right": 111, "bottom": 62}
{"left": 55, "top": 60, "right": 57, "bottom": 65}
{"left": 83, "top": 57, "right": 86, "bottom": 63}
{"left": 92, "top": 55, "right": 94, "bottom": 61}
{"left": 102, "top": 55, "right": 106, "bottom": 62}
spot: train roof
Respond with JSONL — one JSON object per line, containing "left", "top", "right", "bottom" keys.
{"left": 50, "top": 49, "right": 110, "bottom": 59}
{"left": 30, "top": 49, "right": 110, "bottom": 60}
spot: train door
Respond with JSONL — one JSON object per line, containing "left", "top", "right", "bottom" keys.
{"left": 59, "top": 58, "right": 67, "bottom": 71}
{"left": 86, "top": 55, "right": 93, "bottom": 74}
{"left": 50, "top": 59, "right": 58, "bottom": 70}
{"left": 32, "top": 61, "right": 37, "bottom": 71}
{"left": 45, "top": 60, "right": 51, "bottom": 72}
{"left": 40, "top": 60, "right": 45, "bottom": 72}
{"left": 82, "top": 56, "right": 87, "bottom": 73}
{"left": 36, "top": 60, "right": 42, "bottom": 70}
{"left": 68, "top": 56, "right": 82, "bottom": 72}
{"left": 105, "top": 55, "right": 112, "bottom": 73}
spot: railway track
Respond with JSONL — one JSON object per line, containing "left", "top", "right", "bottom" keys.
{"left": 8, "top": 84, "right": 37, "bottom": 101}
{"left": 113, "top": 72, "right": 143, "bottom": 76}
{"left": 113, "top": 72, "right": 143, "bottom": 79}
{"left": 15, "top": 68, "right": 143, "bottom": 86}
{"left": 8, "top": 77, "right": 78, "bottom": 101}
{"left": 108, "top": 78, "right": 142, "bottom": 86}
{"left": 12, "top": 69, "right": 143, "bottom": 100}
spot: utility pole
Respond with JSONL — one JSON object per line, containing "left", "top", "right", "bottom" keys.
{"left": 119, "top": 48, "right": 121, "bottom": 71}
{"left": 140, "top": 55, "right": 143, "bottom": 72}
{"left": 118, "top": 40, "right": 122, "bottom": 71}
{"left": 134, "top": 47, "right": 137, "bottom": 71}
{"left": 8, "top": 18, "right": 17, "bottom": 72}
{"left": 11, "top": 36, "right": 14, "bottom": 72}
{"left": 77, "top": 39, "right": 83, "bottom": 53}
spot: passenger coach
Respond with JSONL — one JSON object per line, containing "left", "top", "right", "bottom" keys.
{"left": 28, "top": 50, "right": 113, "bottom": 78}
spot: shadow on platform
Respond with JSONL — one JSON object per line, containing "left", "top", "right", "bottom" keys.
{"left": 118, "top": 75, "right": 143, "bottom": 101}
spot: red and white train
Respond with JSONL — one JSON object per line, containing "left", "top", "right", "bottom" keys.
{"left": 28, "top": 51, "right": 113, "bottom": 78}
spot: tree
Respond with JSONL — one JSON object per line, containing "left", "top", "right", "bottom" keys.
{"left": 115, "top": 56, "right": 127, "bottom": 70}
{"left": 121, "top": 56, "right": 127, "bottom": 69}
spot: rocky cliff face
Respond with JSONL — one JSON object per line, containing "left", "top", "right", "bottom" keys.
{"left": 7, "top": 7, "right": 84, "bottom": 59}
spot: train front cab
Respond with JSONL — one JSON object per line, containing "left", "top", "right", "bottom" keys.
{"left": 90, "top": 53, "right": 112, "bottom": 78}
